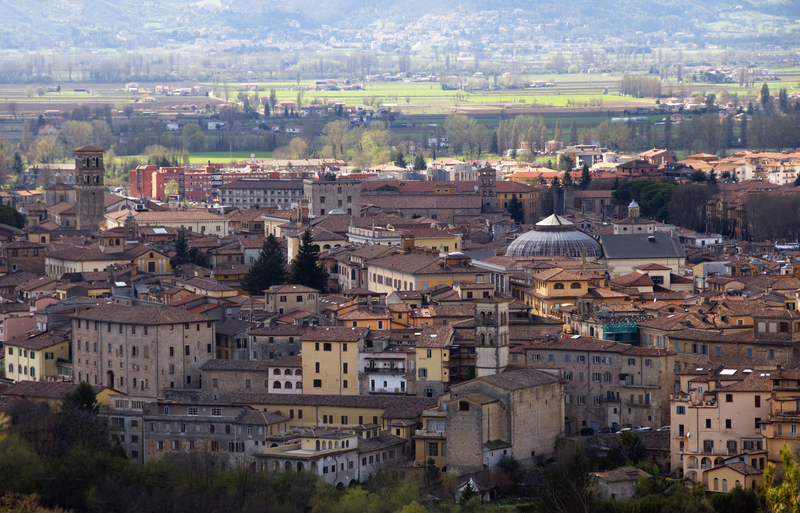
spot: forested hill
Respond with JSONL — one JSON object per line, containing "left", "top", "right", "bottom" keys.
{"left": 1, "top": 0, "right": 797, "bottom": 51}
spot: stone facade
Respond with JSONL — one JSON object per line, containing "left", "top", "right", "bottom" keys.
{"left": 249, "top": 325, "right": 307, "bottom": 361}
{"left": 474, "top": 299, "right": 510, "bottom": 377}
{"left": 72, "top": 304, "right": 215, "bottom": 398}
{"left": 445, "top": 368, "right": 563, "bottom": 474}
{"left": 74, "top": 146, "right": 106, "bottom": 232}
{"left": 304, "top": 177, "right": 361, "bottom": 217}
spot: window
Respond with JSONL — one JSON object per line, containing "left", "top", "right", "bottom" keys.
{"left": 676, "top": 406, "right": 686, "bottom": 415}
{"left": 756, "top": 396, "right": 761, "bottom": 408}
{"left": 726, "top": 394, "right": 733, "bottom": 403}
{"left": 188, "top": 407, "right": 198, "bottom": 416}
{"left": 323, "top": 343, "right": 332, "bottom": 351}
{"left": 418, "top": 368, "right": 427, "bottom": 379}
{"left": 577, "top": 395, "right": 586, "bottom": 405}
{"left": 769, "top": 349, "right": 775, "bottom": 359}
{"left": 645, "top": 359, "right": 652, "bottom": 367}
{"left": 313, "top": 379, "right": 322, "bottom": 388}
{"left": 726, "top": 419, "right": 732, "bottom": 429}
{"left": 716, "top": 346, "right": 722, "bottom": 357}
{"left": 427, "top": 442, "right": 439, "bottom": 457}
{"left": 627, "top": 358, "right": 635, "bottom": 366}
{"left": 211, "top": 408, "right": 222, "bottom": 416}
{"left": 747, "top": 348, "right": 753, "bottom": 358}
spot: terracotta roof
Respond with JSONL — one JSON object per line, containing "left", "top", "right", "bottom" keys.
{"left": 593, "top": 466, "right": 651, "bottom": 483}
{"left": 232, "top": 393, "right": 437, "bottom": 420}
{"left": 417, "top": 325, "right": 454, "bottom": 348}
{"left": 467, "top": 367, "right": 560, "bottom": 391}
{"left": 1, "top": 381, "right": 107, "bottom": 400}
{"left": 635, "top": 263, "right": 672, "bottom": 271}
{"left": 302, "top": 326, "right": 367, "bottom": 342}
{"left": 72, "top": 303, "right": 213, "bottom": 324}
{"left": 267, "top": 284, "right": 320, "bottom": 294}
{"left": 610, "top": 272, "right": 654, "bottom": 288}
{"left": 721, "top": 462, "right": 762, "bottom": 476}
{"left": 248, "top": 324, "right": 309, "bottom": 338}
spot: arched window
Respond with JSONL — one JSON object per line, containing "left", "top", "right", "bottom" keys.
{"left": 570, "top": 282, "right": 582, "bottom": 289}
{"left": 489, "top": 334, "right": 494, "bottom": 346}
{"left": 735, "top": 480, "right": 741, "bottom": 489}
{"left": 480, "top": 333, "right": 485, "bottom": 345}
{"left": 273, "top": 369, "right": 281, "bottom": 375}
{"left": 285, "top": 382, "right": 293, "bottom": 389}
{"left": 284, "top": 369, "right": 292, "bottom": 375}
{"left": 488, "top": 312, "right": 493, "bottom": 325}
{"left": 480, "top": 312, "right": 485, "bottom": 324}
{"left": 722, "top": 479, "right": 728, "bottom": 491}
{"left": 713, "top": 478, "right": 719, "bottom": 490}
{"left": 273, "top": 381, "right": 281, "bottom": 389}
{"left": 590, "top": 327, "right": 595, "bottom": 337}
{"left": 554, "top": 283, "right": 565, "bottom": 289}
{"left": 295, "top": 369, "right": 302, "bottom": 375}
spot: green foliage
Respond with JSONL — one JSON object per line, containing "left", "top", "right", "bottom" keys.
{"left": 708, "top": 486, "right": 761, "bottom": 513}
{"left": 507, "top": 195, "right": 523, "bottom": 223}
{"left": 558, "top": 153, "right": 574, "bottom": 172}
{"left": 170, "top": 230, "right": 190, "bottom": 268}
{"left": 289, "top": 229, "right": 329, "bottom": 292}
{"left": 578, "top": 164, "right": 592, "bottom": 190}
{"left": 540, "top": 442, "right": 595, "bottom": 513}
{"left": 611, "top": 180, "right": 674, "bottom": 222}
{"left": 62, "top": 382, "right": 99, "bottom": 414}
{"left": 562, "top": 169, "right": 574, "bottom": 187}
{"left": 241, "top": 234, "right": 286, "bottom": 295}
{"left": 668, "top": 184, "right": 714, "bottom": 233}
{"left": 188, "top": 247, "right": 209, "bottom": 268}
{"left": 413, "top": 153, "right": 427, "bottom": 171}
{"left": 0, "top": 206, "right": 26, "bottom": 229}
{"left": 373, "top": 184, "right": 400, "bottom": 192}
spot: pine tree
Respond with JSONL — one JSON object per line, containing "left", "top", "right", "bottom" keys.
{"left": 554, "top": 119, "right": 563, "bottom": 143}
{"left": 489, "top": 131, "right": 499, "bottom": 154}
{"left": 507, "top": 194, "right": 524, "bottom": 223}
{"left": 569, "top": 120, "right": 577, "bottom": 145}
{"left": 170, "top": 230, "right": 189, "bottom": 268}
{"left": 289, "top": 229, "right": 329, "bottom": 291}
{"left": 579, "top": 163, "right": 592, "bottom": 190}
{"left": 241, "top": 234, "right": 286, "bottom": 295}
{"left": 761, "top": 83, "right": 770, "bottom": 111}
{"left": 264, "top": 103, "right": 270, "bottom": 117}
{"left": 562, "top": 169, "right": 574, "bottom": 187}
{"left": 413, "top": 153, "right": 427, "bottom": 171}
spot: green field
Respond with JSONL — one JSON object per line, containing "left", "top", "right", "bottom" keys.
{"left": 117, "top": 151, "right": 274, "bottom": 165}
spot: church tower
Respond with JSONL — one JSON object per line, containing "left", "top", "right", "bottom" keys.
{"left": 74, "top": 146, "right": 106, "bottom": 232}
{"left": 477, "top": 166, "right": 497, "bottom": 208}
{"left": 474, "top": 298, "right": 510, "bottom": 377}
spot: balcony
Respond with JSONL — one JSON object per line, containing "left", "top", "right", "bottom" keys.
{"left": 368, "top": 387, "right": 406, "bottom": 394}
{"left": 364, "top": 366, "right": 406, "bottom": 374}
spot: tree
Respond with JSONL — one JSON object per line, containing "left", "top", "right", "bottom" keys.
{"left": 760, "top": 82, "right": 771, "bottom": 112}
{"left": 762, "top": 445, "right": 800, "bottom": 513}
{"left": 489, "top": 131, "right": 499, "bottom": 154}
{"left": 554, "top": 119, "right": 563, "bottom": 143}
{"left": 562, "top": 169, "right": 574, "bottom": 187}
{"left": 578, "top": 164, "right": 592, "bottom": 190}
{"left": 12, "top": 153, "right": 24, "bottom": 175}
{"left": 540, "top": 443, "right": 595, "bottom": 513}
{"left": 264, "top": 102, "right": 270, "bottom": 117}
{"left": 392, "top": 148, "right": 407, "bottom": 168}
{"left": 170, "top": 230, "right": 190, "bottom": 268}
{"left": 569, "top": 120, "right": 577, "bottom": 144}
{"left": 188, "top": 247, "right": 209, "bottom": 268}
{"left": 241, "top": 234, "right": 286, "bottom": 295}
{"left": 558, "top": 153, "right": 574, "bottom": 172}
{"left": 0, "top": 205, "right": 25, "bottom": 229}
{"left": 507, "top": 195, "right": 523, "bottom": 223}
{"left": 413, "top": 153, "right": 427, "bottom": 171}
{"left": 288, "top": 229, "right": 328, "bottom": 291}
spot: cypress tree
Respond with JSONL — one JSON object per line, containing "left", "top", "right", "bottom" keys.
{"left": 289, "top": 229, "right": 329, "bottom": 291}
{"left": 241, "top": 234, "right": 286, "bottom": 295}
{"left": 171, "top": 230, "right": 189, "bottom": 268}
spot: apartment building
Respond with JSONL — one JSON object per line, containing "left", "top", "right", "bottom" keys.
{"left": 671, "top": 368, "right": 770, "bottom": 483}
{"left": 302, "top": 326, "right": 368, "bottom": 395}
{"left": 217, "top": 179, "right": 304, "bottom": 208}
{"left": 304, "top": 176, "right": 361, "bottom": 217}
{"left": 72, "top": 304, "right": 215, "bottom": 398}
{"left": 526, "top": 335, "right": 676, "bottom": 433}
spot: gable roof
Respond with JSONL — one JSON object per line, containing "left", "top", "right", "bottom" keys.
{"left": 600, "top": 233, "right": 686, "bottom": 260}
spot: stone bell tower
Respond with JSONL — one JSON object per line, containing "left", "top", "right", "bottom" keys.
{"left": 474, "top": 298, "right": 510, "bottom": 377}
{"left": 74, "top": 145, "right": 106, "bottom": 232}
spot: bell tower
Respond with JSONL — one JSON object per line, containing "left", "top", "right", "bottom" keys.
{"left": 474, "top": 298, "right": 510, "bottom": 377}
{"left": 74, "top": 145, "right": 106, "bottom": 232}
{"left": 477, "top": 166, "right": 497, "bottom": 208}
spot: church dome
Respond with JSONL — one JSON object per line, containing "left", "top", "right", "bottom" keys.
{"left": 505, "top": 214, "right": 602, "bottom": 258}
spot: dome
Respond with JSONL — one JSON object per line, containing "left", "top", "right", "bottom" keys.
{"left": 505, "top": 214, "right": 602, "bottom": 258}
{"left": 628, "top": 200, "right": 639, "bottom": 209}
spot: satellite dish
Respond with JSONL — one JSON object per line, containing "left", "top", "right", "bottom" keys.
{"left": 251, "top": 153, "right": 255, "bottom": 158}
{"left": 474, "top": 185, "right": 479, "bottom": 191}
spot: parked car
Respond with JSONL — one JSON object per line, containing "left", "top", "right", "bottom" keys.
{"left": 657, "top": 426, "right": 671, "bottom": 432}
{"left": 598, "top": 427, "right": 615, "bottom": 434}
{"left": 633, "top": 426, "right": 652, "bottom": 432}
{"left": 617, "top": 428, "right": 632, "bottom": 433}
{"left": 579, "top": 427, "right": 595, "bottom": 436}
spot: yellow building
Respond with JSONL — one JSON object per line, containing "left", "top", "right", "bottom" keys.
{"left": 337, "top": 307, "right": 407, "bottom": 330}
{"left": 413, "top": 407, "right": 448, "bottom": 468}
{"left": 400, "top": 229, "right": 463, "bottom": 255}
{"left": 105, "top": 209, "right": 229, "bottom": 236}
{"left": 4, "top": 327, "right": 72, "bottom": 382}
{"left": 232, "top": 394, "right": 438, "bottom": 431}
{"left": 415, "top": 325, "right": 454, "bottom": 397}
{"left": 516, "top": 268, "right": 591, "bottom": 319}
{"left": 704, "top": 463, "right": 762, "bottom": 492}
{"left": 366, "top": 253, "right": 486, "bottom": 294}
{"left": 130, "top": 246, "right": 172, "bottom": 274}
{"left": 302, "top": 326, "right": 368, "bottom": 395}
{"left": 0, "top": 381, "right": 117, "bottom": 408}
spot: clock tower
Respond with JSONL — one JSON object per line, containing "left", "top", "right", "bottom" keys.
{"left": 74, "top": 145, "right": 106, "bottom": 232}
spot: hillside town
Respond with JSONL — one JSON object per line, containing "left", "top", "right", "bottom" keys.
{"left": 5, "top": 143, "right": 800, "bottom": 509}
